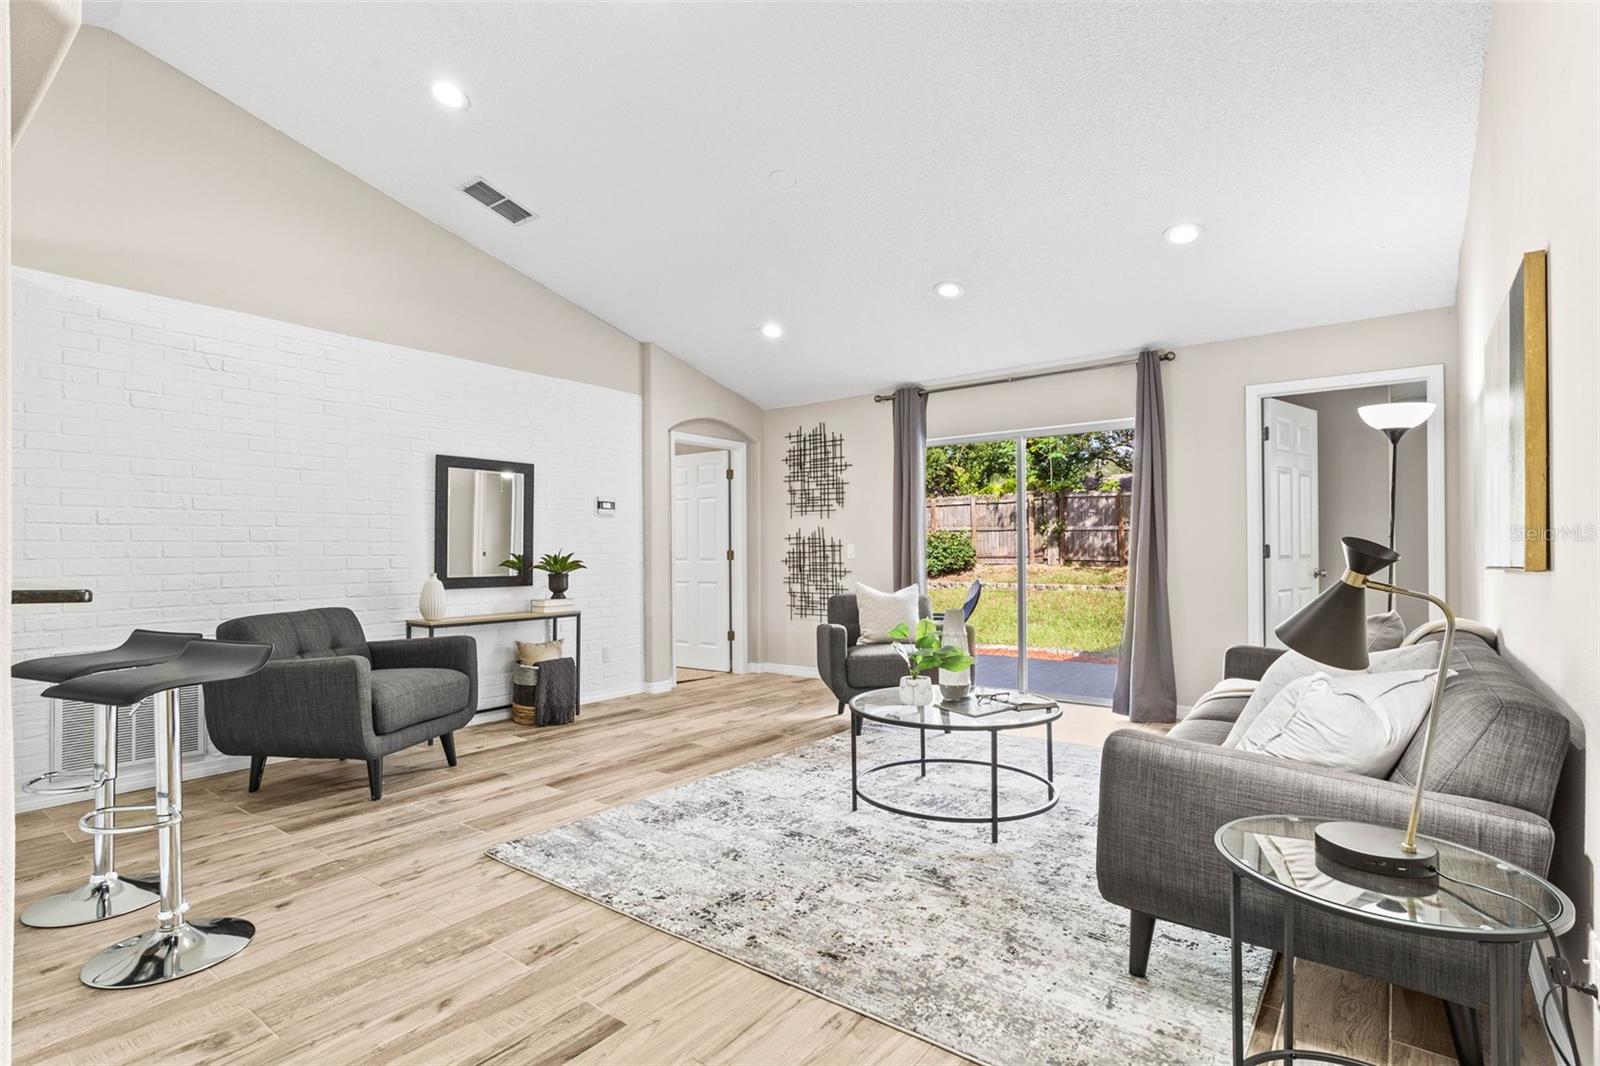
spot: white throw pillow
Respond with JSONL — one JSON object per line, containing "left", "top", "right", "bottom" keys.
{"left": 855, "top": 583, "right": 921, "bottom": 644}
{"left": 1234, "top": 668, "right": 1446, "bottom": 777}
{"left": 1365, "top": 611, "right": 1406, "bottom": 652}
{"left": 1222, "top": 643, "right": 1439, "bottom": 748}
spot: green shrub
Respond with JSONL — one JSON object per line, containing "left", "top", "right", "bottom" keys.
{"left": 926, "top": 530, "right": 977, "bottom": 578}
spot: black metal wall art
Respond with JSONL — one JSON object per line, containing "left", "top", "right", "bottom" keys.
{"left": 783, "top": 528, "right": 850, "bottom": 619}
{"left": 783, "top": 423, "right": 850, "bottom": 517}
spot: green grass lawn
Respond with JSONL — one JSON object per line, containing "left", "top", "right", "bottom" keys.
{"left": 928, "top": 584, "right": 1125, "bottom": 653}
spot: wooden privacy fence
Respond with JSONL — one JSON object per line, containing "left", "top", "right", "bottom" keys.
{"left": 927, "top": 491, "right": 1130, "bottom": 566}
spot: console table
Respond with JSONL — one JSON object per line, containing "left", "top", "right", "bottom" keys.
{"left": 405, "top": 608, "right": 581, "bottom": 715}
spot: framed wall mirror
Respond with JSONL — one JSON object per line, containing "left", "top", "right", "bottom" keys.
{"left": 434, "top": 455, "right": 535, "bottom": 588}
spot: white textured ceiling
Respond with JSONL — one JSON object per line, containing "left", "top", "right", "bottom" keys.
{"left": 84, "top": 1, "right": 1489, "bottom": 408}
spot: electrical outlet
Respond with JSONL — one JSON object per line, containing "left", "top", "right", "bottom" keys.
{"left": 601, "top": 646, "right": 612, "bottom": 664}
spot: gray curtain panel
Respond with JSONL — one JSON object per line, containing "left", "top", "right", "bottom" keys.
{"left": 891, "top": 385, "right": 928, "bottom": 589}
{"left": 1113, "top": 351, "right": 1177, "bottom": 722}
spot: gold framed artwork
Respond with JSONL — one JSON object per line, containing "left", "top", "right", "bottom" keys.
{"left": 1481, "top": 249, "right": 1549, "bottom": 571}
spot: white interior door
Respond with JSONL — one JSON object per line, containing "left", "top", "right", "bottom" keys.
{"left": 672, "top": 450, "right": 731, "bottom": 671}
{"left": 1262, "top": 399, "right": 1320, "bottom": 646}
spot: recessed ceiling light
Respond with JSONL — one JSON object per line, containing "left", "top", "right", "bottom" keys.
{"left": 760, "top": 322, "right": 784, "bottom": 340}
{"left": 769, "top": 170, "right": 797, "bottom": 189}
{"left": 431, "top": 81, "right": 470, "bottom": 110}
{"left": 934, "top": 281, "right": 965, "bottom": 300}
{"left": 1163, "top": 222, "right": 1202, "bottom": 245}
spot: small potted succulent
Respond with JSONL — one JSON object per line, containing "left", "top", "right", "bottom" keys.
{"left": 887, "top": 619, "right": 975, "bottom": 705}
{"left": 532, "top": 550, "right": 586, "bottom": 599}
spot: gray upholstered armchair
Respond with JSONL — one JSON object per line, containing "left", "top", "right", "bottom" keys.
{"left": 815, "top": 593, "right": 976, "bottom": 728}
{"left": 204, "top": 607, "right": 478, "bottom": 800}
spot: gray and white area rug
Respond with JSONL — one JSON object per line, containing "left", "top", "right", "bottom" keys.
{"left": 489, "top": 729, "right": 1265, "bottom": 1065}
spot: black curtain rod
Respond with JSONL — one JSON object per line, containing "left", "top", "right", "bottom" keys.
{"left": 872, "top": 349, "right": 1175, "bottom": 403}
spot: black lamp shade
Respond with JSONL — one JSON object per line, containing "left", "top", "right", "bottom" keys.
{"left": 1273, "top": 537, "right": 1400, "bottom": 671}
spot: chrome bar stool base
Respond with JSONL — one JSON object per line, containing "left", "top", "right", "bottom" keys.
{"left": 80, "top": 917, "right": 256, "bottom": 990}
{"left": 20, "top": 874, "right": 160, "bottom": 929}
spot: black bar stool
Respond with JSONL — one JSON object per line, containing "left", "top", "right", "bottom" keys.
{"left": 12, "top": 629, "right": 200, "bottom": 927}
{"left": 41, "top": 638, "right": 272, "bottom": 989}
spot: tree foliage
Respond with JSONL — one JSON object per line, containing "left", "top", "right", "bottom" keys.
{"left": 925, "top": 530, "right": 977, "bottom": 577}
{"left": 926, "top": 431, "right": 1132, "bottom": 496}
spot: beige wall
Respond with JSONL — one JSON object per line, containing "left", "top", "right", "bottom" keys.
{"left": 759, "top": 308, "right": 1457, "bottom": 705}
{"left": 641, "top": 343, "right": 765, "bottom": 683}
{"left": 1279, "top": 386, "right": 1431, "bottom": 630}
{"left": 12, "top": 28, "right": 640, "bottom": 394}
{"left": 1455, "top": 1, "right": 1599, "bottom": 1047}
{"left": 760, "top": 394, "right": 894, "bottom": 670}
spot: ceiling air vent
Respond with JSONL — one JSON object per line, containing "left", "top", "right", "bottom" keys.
{"left": 459, "top": 177, "right": 538, "bottom": 226}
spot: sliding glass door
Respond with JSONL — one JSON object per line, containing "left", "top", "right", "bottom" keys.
{"left": 925, "top": 422, "right": 1132, "bottom": 704}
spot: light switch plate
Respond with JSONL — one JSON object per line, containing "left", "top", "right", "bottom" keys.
{"left": 847, "top": 543, "right": 856, "bottom": 559}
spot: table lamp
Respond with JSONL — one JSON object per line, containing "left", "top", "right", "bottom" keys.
{"left": 1356, "top": 401, "right": 1436, "bottom": 608}
{"left": 1274, "top": 535, "right": 1456, "bottom": 880}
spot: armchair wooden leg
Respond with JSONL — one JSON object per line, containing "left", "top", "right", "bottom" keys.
{"left": 440, "top": 732, "right": 458, "bottom": 768}
{"left": 1129, "top": 910, "right": 1156, "bottom": 978}
{"left": 248, "top": 755, "right": 266, "bottom": 793}
{"left": 366, "top": 758, "right": 383, "bottom": 801}
{"left": 837, "top": 699, "right": 845, "bottom": 716}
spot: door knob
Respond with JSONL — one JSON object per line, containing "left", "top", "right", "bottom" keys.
{"left": 1312, "top": 568, "right": 1328, "bottom": 580}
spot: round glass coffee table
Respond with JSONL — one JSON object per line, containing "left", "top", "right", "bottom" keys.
{"left": 1216, "top": 814, "right": 1574, "bottom": 1066}
{"left": 847, "top": 688, "right": 1061, "bottom": 843}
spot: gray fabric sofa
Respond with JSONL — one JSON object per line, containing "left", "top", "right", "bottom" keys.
{"left": 815, "top": 593, "right": 977, "bottom": 730}
{"left": 204, "top": 607, "right": 478, "bottom": 800}
{"left": 1096, "top": 632, "right": 1571, "bottom": 1060}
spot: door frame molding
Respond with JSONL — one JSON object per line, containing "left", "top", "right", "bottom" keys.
{"left": 1244, "top": 363, "right": 1447, "bottom": 645}
{"left": 668, "top": 430, "right": 749, "bottom": 677}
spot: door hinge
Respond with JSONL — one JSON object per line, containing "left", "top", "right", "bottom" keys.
{"left": 726, "top": 549, "right": 735, "bottom": 561}
{"left": 1263, "top": 543, "right": 1271, "bottom": 559}
{"left": 1262, "top": 425, "right": 1270, "bottom": 442}
{"left": 727, "top": 630, "right": 736, "bottom": 642}
{"left": 726, "top": 468, "right": 734, "bottom": 480}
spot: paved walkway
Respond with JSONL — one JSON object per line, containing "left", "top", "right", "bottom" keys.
{"left": 974, "top": 652, "right": 1118, "bottom": 704}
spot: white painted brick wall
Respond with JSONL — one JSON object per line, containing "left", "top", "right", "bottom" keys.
{"left": 11, "top": 269, "right": 644, "bottom": 803}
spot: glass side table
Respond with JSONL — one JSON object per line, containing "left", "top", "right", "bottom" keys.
{"left": 1215, "top": 815, "right": 1574, "bottom": 1066}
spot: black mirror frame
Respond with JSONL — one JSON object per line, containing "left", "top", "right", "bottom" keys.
{"left": 434, "top": 454, "right": 536, "bottom": 589}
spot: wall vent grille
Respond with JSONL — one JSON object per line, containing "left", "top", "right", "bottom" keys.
{"left": 53, "top": 687, "right": 208, "bottom": 774}
{"left": 460, "top": 177, "right": 538, "bottom": 226}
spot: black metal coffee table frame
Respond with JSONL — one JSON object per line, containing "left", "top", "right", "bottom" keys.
{"left": 848, "top": 690, "right": 1061, "bottom": 843}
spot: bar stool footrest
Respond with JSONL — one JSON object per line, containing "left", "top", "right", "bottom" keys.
{"left": 76, "top": 803, "right": 181, "bottom": 837}
{"left": 23, "top": 769, "right": 110, "bottom": 797}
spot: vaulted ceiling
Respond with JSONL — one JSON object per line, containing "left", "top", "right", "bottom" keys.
{"left": 84, "top": 1, "right": 1490, "bottom": 407}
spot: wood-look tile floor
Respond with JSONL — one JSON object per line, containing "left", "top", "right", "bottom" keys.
{"left": 9, "top": 674, "right": 1518, "bottom": 1064}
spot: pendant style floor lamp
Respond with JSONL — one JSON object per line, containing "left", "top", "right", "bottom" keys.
{"left": 1275, "top": 536, "right": 1455, "bottom": 882}
{"left": 1356, "top": 401, "right": 1436, "bottom": 609}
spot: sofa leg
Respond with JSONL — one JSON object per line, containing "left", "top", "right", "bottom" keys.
{"left": 1129, "top": 910, "right": 1156, "bottom": 978}
{"left": 1444, "top": 1000, "right": 1484, "bottom": 1066}
{"left": 366, "top": 758, "right": 383, "bottom": 801}
{"left": 440, "top": 732, "right": 458, "bottom": 768}
{"left": 837, "top": 699, "right": 845, "bottom": 716}
{"left": 248, "top": 755, "right": 266, "bottom": 793}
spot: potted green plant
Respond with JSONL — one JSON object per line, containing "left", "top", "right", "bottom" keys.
{"left": 531, "top": 550, "right": 586, "bottom": 599}
{"left": 887, "top": 619, "right": 975, "bottom": 705}
{"left": 497, "top": 553, "right": 527, "bottom": 578}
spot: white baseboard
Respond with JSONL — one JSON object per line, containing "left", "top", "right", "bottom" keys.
{"left": 750, "top": 662, "right": 817, "bottom": 679}
{"left": 15, "top": 752, "right": 251, "bottom": 813}
{"left": 17, "top": 677, "right": 660, "bottom": 812}
{"left": 641, "top": 678, "right": 676, "bottom": 695}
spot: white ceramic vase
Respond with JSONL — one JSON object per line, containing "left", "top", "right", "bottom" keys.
{"left": 938, "top": 613, "right": 973, "bottom": 701}
{"left": 898, "top": 675, "right": 934, "bottom": 705}
{"left": 419, "top": 574, "right": 447, "bottom": 621}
